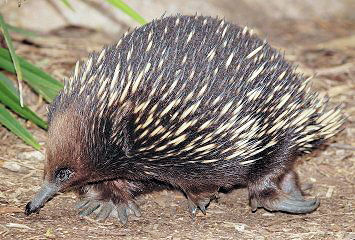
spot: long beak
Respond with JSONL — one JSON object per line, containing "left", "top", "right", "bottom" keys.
{"left": 24, "top": 181, "right": 59, "bottom": 216}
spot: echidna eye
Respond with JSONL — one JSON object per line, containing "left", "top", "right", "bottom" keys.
{"left": 55, "top": 168, "right": 73, "bottom": 183}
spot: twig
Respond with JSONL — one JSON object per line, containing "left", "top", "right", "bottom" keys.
{"left": 265, "top": 212, "right": 353, "bottom": 227}
{"left": 330, "top": 143, "right": 355, "bottom": 151}
{"left": 315, "top": 62, "right": 355, "bottom": 76}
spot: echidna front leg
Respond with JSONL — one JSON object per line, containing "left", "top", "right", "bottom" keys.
{"left": 76, "top": 198, "right": 140, "bottom": 223}
{"left": 75, "top": 179, "right": 145, "bottom": 224}
{"left": 248, "top": 170, "right": 320, "bottom": 214}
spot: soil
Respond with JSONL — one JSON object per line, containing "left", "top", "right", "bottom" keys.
{"left": 0, "top": 17, "right": 354, "bottom": 240}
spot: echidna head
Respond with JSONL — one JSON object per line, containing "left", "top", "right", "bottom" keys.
{"left": 25, "top": 108, "right": 94, "bottom": 215}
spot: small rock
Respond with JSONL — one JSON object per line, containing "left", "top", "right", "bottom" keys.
{"left": 1, "top": 161, "right": 23, "bottom": 172}
{"left": 344, "top": 233, "right": 355, "bottom": 240}
{"left": 6, "top": 223, "right": 32, "bottom": 230}
{"left": 234, "top": 223, "right": 247, "bottom": 232}
{"left": 18, "top": 151, "right": 45, "bottom": 161}
{"left": 254, "top": 236, "right": 265, "bottom": 240}
{"left": 262, "top": 212, "right": 275, "bottom": 217}
{"left": 325, "top": 185, "right": 335, "bottom": 198}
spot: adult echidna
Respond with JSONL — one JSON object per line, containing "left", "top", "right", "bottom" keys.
{"left": 25, "top": 15, "right": 344, "bottom": 224}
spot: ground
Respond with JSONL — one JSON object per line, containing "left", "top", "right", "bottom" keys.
{"left": 0, "top": 17, "right": 354, "bottom": 240}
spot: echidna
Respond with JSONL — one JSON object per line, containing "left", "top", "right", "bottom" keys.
{"left": 25, "top": 15, "right": 344, "bottom": 224}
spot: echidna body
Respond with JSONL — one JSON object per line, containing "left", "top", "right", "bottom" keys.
{"left": 25, "top": 15, "right": 344, "bottom": 223}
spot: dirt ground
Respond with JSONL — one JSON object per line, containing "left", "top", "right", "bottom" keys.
{"left": 0, "top": 15, "right": 354, "bottom": 240}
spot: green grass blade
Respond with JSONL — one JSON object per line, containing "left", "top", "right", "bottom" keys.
{"left": 0, "top": 89, "right": 48, "bottom": 129}
{"left": 0, "top": 72, "right": 20, "bottom": 102}
{"left": 0, "top": 73, "right": 47, "bottom": 129}
{"left": 0, "top": 14, "right": 24, "bottom": 106}
{"left": 0, "top": 56, "right": 60, "bottom": 102}
{"left": 0, "top": 72, "right": 18, "bottom": 97}
{"left": 61, "top": 0, "right": 75, "bottom": 11}
{"left": 0, "top": 48, "right": 63, "bottom": 102}
{"left": 107, "top": 0, "right": 147, "bottom": 25}
{"left": 0, "top": 104, "right": 41, "bottom": 150}
{"left": 6, "top": 24, "right": 38, "bottom": 38}
{"left": 0, "top": 48, "right": 63, "bottom": 89}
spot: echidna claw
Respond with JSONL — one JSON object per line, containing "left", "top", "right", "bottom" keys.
{"left": 113, "top": 201, "right": 142, "bottom": 224}
{"left": 252, "top": 195, "right": 320, "bottom": 214}
{"left": 116, "top": 205, "right": 128, "bottom": 224}
{"left": 95, "top": 203, "right": 113, "bottom": 220}
{"left": 75, "top": 199, "right": 141, "bottom": 223}
{"left": 199, "top": 204, "right": 207, "bottom": 215}
{"left": 275, "top": 197, "right": 320, "bottom": 214}
{"left": 187, "top": 197, "right": 211, "bottom": 218}
{"left": 128, "top": 201, "right": 142, "bottom": 217}
{"left": 75, "top": 199, "right": 90, "bottom": 209}
{"left": 78, "top": 201, "right": 100, "bottom": 216}
{"left": 188, "top": 201, "right": 198, "bottom": 218}
{"left": 250, "top": 198, "right": 260, "bottom": 212}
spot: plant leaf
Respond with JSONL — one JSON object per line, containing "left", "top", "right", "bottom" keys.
{"left": 0, "top": 14, "right": 24, "bottom": 106}
{"left": 6, "top": 24, "right": 38, "bottom": 38}
{"left": 0, "top": 104, "right": 41, "bottom": 150}
{"left": 0, "top": 73, "right": 47, "bottom": 129}
{"left": 0, "top": 71, "right": 18, "bottom": 97}
{"left": 0, "top": 47, "right": 63, "bottom": 102}
{"left": 61, "top": 0, "right": 75, "bottom": 11}
{"left": 107, "top": 0, "right": 147, "bottom": 25}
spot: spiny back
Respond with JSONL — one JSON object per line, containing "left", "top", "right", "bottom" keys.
{"left": 48, "top": 15, "right": 343, "bottom": 166}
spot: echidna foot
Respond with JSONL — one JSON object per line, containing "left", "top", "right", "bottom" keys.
{"left": 274, "top": 196, "right": 320, "bottom": 213}
{"left": 251, "top": 194, "right": 320, "bottom": 214}
{"left": 188, "top": 197, "right": 211, "bottom": 217}
{"left": 186, "top": 191, "right": 219, "bottom": 218}
{"left": 75, "top": 199, "right": 141, "bottom": 224}
{"left": 76, "top": 199, "right": 100, "bottom": 216}
{"left": 249, "top": 171, "right": 320, "bottom": 214}
{"left": 279, "top": 171, "right": 305, "bottom": 200}
{"left": 115, "top": 201, "right": 141, "bottom": 224}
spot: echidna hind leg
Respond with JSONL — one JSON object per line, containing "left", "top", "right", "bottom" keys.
{"left": 272, "top": 171, "right": 320, "bottom": 213}
{"left": 249, "top": 170, "right": 320, "bottom": 214}
{"left": 279, "top": 171, "right": 304, "bottom": 200}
